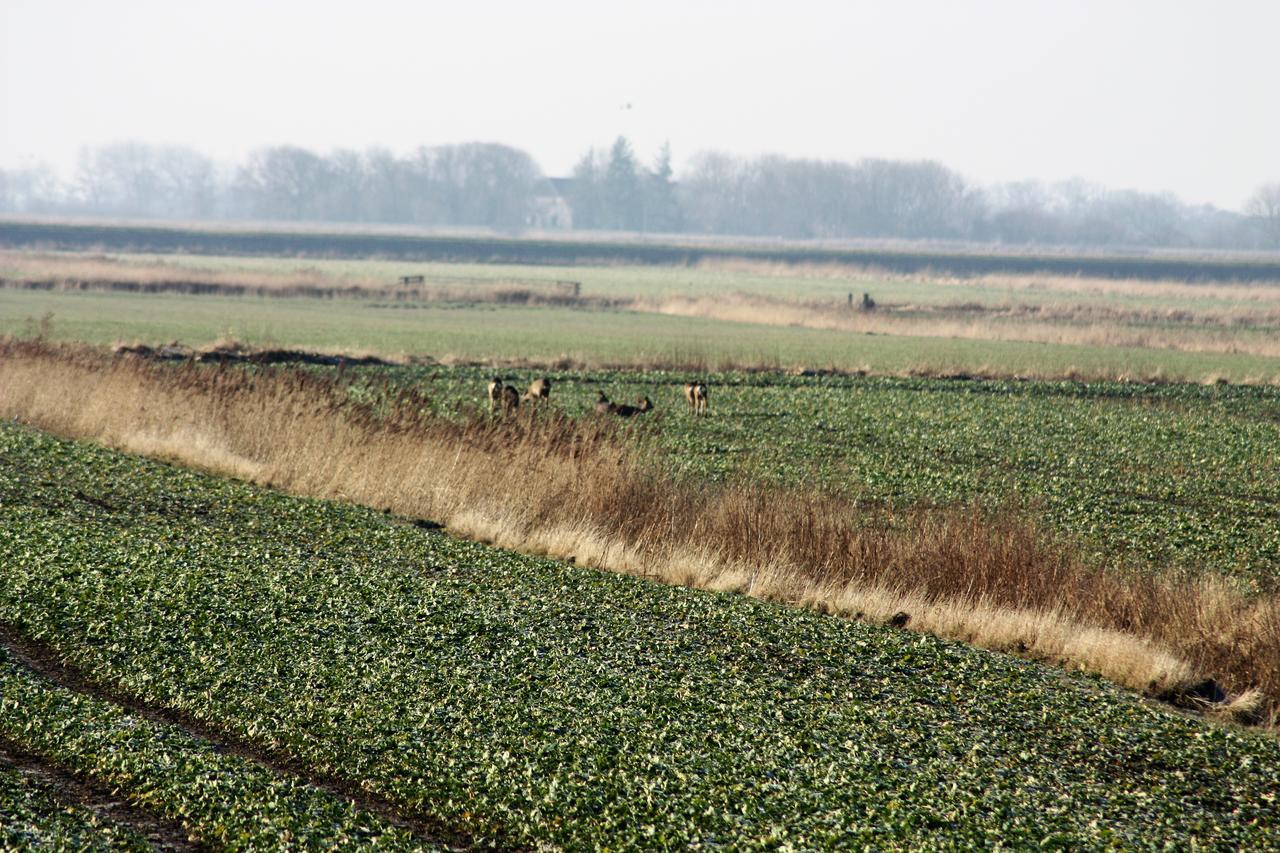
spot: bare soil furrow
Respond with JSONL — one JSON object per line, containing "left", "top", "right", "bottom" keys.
{"left": 0, "top": 736, "right": 202, "bottom": 851}
{"left": 0, "top": 625, "right": 469, "bottom": 850}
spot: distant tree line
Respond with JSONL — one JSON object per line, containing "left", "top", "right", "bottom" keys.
{"left": 2, "top": 139, "right": 1278, "bottom": 250}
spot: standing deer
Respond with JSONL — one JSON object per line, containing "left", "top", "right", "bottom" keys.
{"left": 488, "top": 377, "right": 504, "bottom": 412}
{"left": 593, "top": 390, "right": 614, "bottom": 415}
{"left": 488, "top": 377, "right": 520, "bottom": 415}
{"left": 683, "top": 382, "right": 709, "bottom": 416}
{"left": 522, "top": 377, "right": 552, "bottom": 404}
{"left": 499, "top": 383, "right": 520, "bottom": 415}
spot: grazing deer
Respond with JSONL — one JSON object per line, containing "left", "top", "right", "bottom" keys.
{"left": 610, "top": 396, "right": 653, "bottom": 417}
{"left": 683, "top": 381, "right": 709, "bottom": 416}
{"left": 499, "top": 383, "right": 520, "bottom": 415}
{"left": 522, "top": 377, "right": 552, "bottom": 404}
{"left": 593, "top": 390, "right": 614, "bottom": 415}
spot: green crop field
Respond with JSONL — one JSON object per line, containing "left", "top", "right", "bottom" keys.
{"left": 2, "top": 422, "right": 1279, "bottom": 847}
{"left": 341, "top": 365, "right": 1280, "bottom": 588}
{"left": 5, "top": 236, "right": 1280, "bottom": 845}
{"left": 0, "top": 652, "right": 419, "bottom": 849}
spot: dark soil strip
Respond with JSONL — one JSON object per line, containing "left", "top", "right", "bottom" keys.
{"left": 5, "top": 219, "right": 1280, "bottom": 281}
{"left": 0, "top": 625, "right": 471, "bottom": 850}
{"left": 0, "top": 736, "right": 202, "bottom": 851}
{"left": 112, "top": 342, "right": 396, "bottom": 367}
{"left": 0, "top": 277, "right": 600, "bottom": 308}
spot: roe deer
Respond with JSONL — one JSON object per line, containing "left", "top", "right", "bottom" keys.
{"left": 610, "top": 396, "right": 653, "bottom": 417}
{"left": 499, "top": 383, "right": 520, "bottom": 415}
{"left": 522, "top": 377, "right": 552, "bottom": 404}
{"left": 593, "top": 390, "right": 614, "bottom": 415}
{"left": 488, "top": 377, "right": 504, "bottom": 412}
{"left": 683, "top": 382, "right": 709, "bottom": 416}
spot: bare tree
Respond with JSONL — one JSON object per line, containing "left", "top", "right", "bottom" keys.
{"left": 234, "top": 146, "right": 331, "bottom": 220}
{"left": 153, "top": 146, "right": 217, "bottom": 218}
{"left": 422, "top": 143, "right": 541, "bottom": 230}
{"left": 322, "top": 149, "right": 369, "bottom": 222}
{"left": 1246, "top": 183, "right": 1280, "bottom": 248}
{"left": 680, "top": 152, "right": 983, "bottom": 240}
{"left": 850, "top": 158, "right": 981, "bottom": 238}
{"left": 369, "top": 147, "right": 417, "bottom": 223}
{"left": 569, "top": 147, "right": 608, "bottom": 229}
{"left": 680, "top": 151, "right": 748, "bottom": 234}
{"left": 0, "top": 165, "right": 60, "bottom": 213}
{"left": 75, "top": 142, "right": 162, "bottom": 215}
{"left": 73, "top": 142, "right": 216, "bottom": 218}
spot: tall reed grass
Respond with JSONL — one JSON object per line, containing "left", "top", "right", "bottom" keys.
{"left": 1, "top": 339, "right": 1275, "bottom": 725}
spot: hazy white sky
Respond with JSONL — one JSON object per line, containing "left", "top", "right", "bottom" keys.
{"left": 2, "top": 0, "right": 1276, "bottom": 210}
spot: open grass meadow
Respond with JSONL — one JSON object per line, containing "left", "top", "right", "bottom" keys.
{"left": 4, "top": 245, "right": 1280, "bottom": 377}
{"left": 5, "top": 284, "right": 1280, "bottom": 383}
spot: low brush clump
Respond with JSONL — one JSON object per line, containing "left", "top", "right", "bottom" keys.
{"left": 0, "top": 338, "right": 1276, "bottom": 725}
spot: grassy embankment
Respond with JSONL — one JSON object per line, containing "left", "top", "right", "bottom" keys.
{"left": 2, "top": 420, "right": 1279, "bottom": 846}
{"left": 2, "top": 340, "right": 1277, "bottom": 726}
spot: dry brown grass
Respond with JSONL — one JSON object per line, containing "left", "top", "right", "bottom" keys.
{"left": 687, "top": 257, "right": 1280, "bottom": 360}
{"left": 695, "top": 256, "right": 1280, "bottom": 301}
{"left": 2, "top": 339, "right": 1278, "bottom": 726}
{"left": 636, "top": 292, "right": 1280, "bottom": 361}
{"left": 0, "top": 251, "right": 352, "bottom": 288}
{"left": 0, "top": 251, "right": 590, "bottom": 305}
